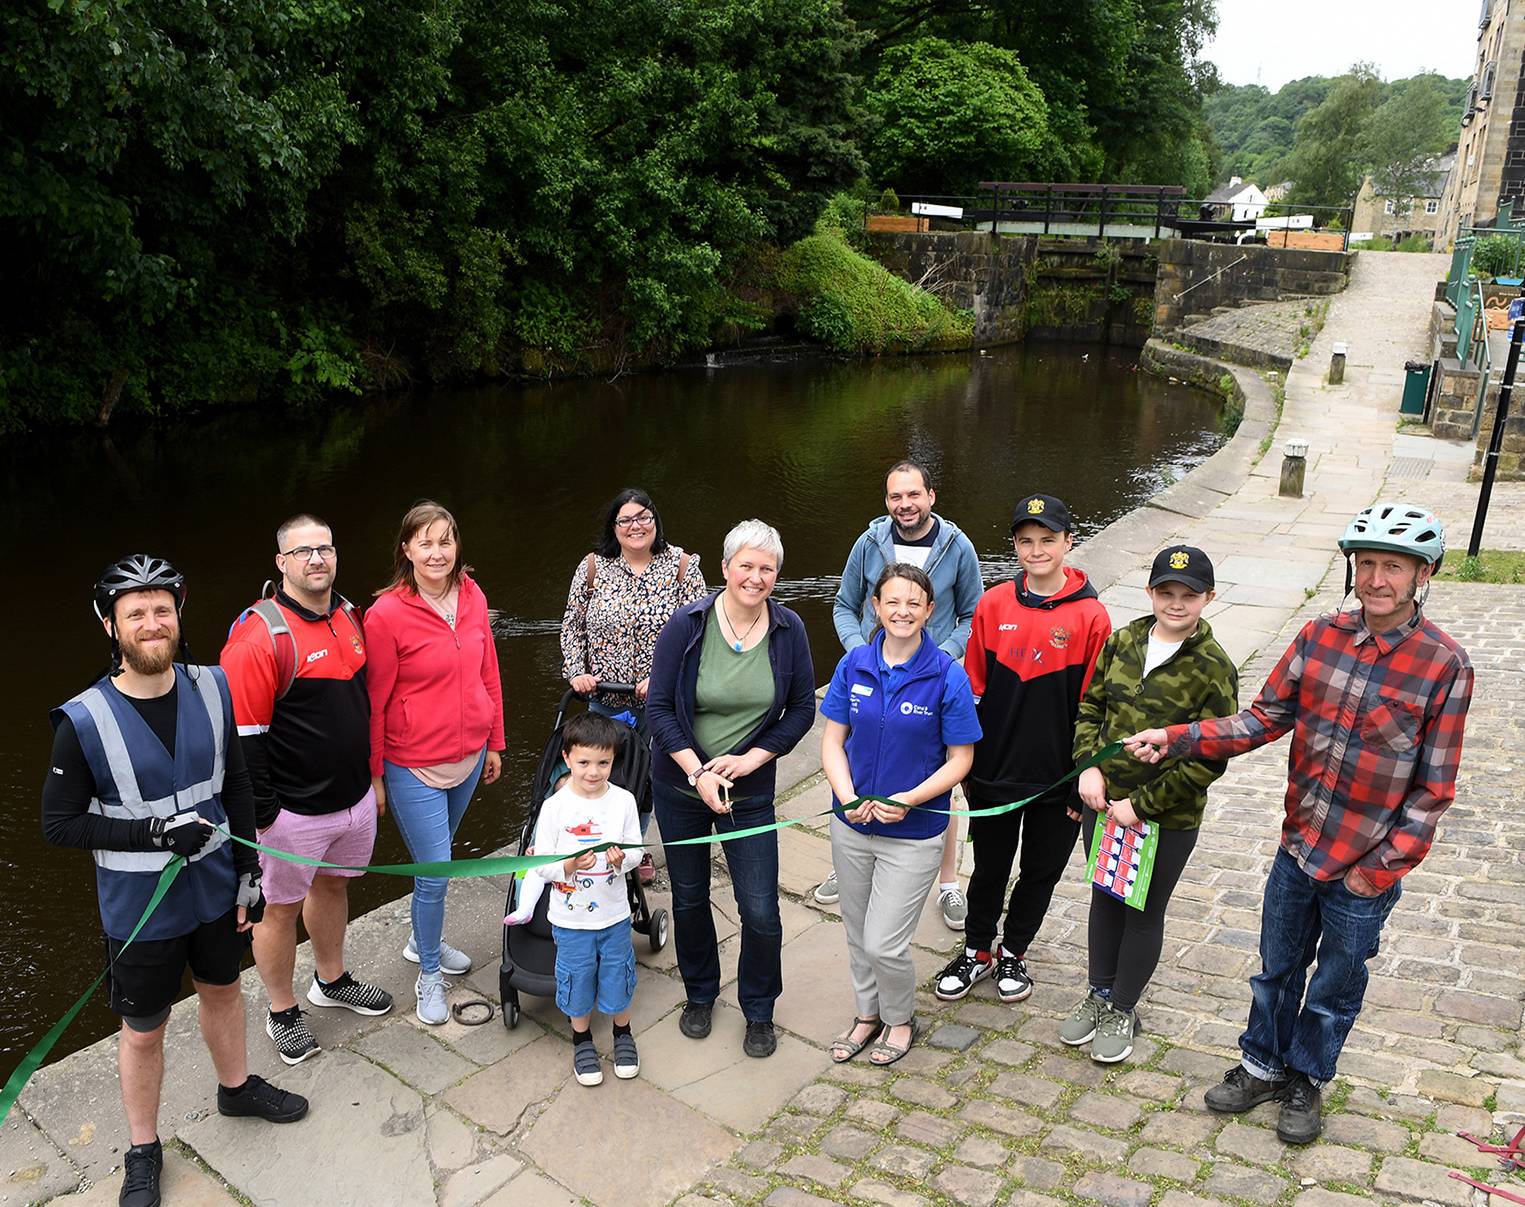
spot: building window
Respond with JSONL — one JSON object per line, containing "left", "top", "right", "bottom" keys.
{"left": 1384, "top": 199, "right": 1396, "bottom": 215}
{"left": 1426, "top": 199, "right": 1440, "bottom": 214}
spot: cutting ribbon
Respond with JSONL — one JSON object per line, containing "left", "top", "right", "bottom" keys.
{"left": 0, "top": 740, "right": 1124, "bottom": 1123}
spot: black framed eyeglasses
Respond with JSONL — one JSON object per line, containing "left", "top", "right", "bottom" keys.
{"left": 613, "top": 513, "right": 656, "bottom": 530}
{"left": 281, "top": 545, "right": 337, "bottom": 561}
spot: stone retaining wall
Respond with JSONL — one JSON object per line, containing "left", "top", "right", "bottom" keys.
{"left": 865, "top": 231, "right": 1033, "bottom": 344}
{"left": 1153, "top": 241, "right": 1353, "bottom": 333}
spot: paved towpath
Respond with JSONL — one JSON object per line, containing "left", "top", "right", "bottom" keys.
{"left": 6, "top": 249, "right": 1525, "bottom": 1207}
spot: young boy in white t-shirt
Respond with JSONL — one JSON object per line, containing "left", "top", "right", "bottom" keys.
{"left": 524, "top": 712, "right": 644, "bottom": 1086}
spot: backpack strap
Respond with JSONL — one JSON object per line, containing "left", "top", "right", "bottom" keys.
{"left": 585, "top": 553, "right": 598, "bottom": 593}
{"left": 244, "top": 598, "right": 298, "bottom": 700}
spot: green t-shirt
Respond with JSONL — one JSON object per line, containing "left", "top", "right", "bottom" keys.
{"left": 692, "top": 611, "right": 773, "bottom": 762}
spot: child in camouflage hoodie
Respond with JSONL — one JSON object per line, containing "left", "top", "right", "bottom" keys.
{"left": 1063, "top": 545, "right": 1239, "bottom": 1063}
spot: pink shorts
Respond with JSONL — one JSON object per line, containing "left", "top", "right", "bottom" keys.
{"left": 258, "top": 789, "right": 378, "bottom": 905}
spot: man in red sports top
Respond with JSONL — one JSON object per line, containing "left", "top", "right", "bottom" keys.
{"left": 220, "top": 514, "right": 392, "bottom": 1066}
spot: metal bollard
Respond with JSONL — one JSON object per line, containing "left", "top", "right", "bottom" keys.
{"left": 1329, "top": 341, "right": 1347, "bottom": 384}
{"left": 1279, "top": 438, "right": 1309, "bottom": 498}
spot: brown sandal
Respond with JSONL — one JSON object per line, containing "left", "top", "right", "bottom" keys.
{"left": 868, "top": 1017, "right": 924, "bottom": 1067}
{"left": 830, "top": 1017, "right": 882, "bottom": 1063}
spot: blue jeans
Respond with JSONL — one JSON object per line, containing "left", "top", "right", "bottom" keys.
{"left": 384, "top": 750, "right": 486, "bottom": 974}
{"left": 653, "top": 781, "right": 782, "bottom": 1021}
{"left": 1241, "top": 848, "right": 1402, "bottom": 1085}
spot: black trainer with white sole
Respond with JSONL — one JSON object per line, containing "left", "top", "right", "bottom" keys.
{"left": 993, "top": 953, "right": 1033, "bottom": 1003}
{"left": 265, "top": 1007, "right": 321, "bottom": 1065}
{"left": 306, "top": 971, "right": 393, "bottom": 1016}
{"left": 934, "top": 949, "right": 993, "bottom": 1001}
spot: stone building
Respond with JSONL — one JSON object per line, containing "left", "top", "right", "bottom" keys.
{"left": 1438, "top": 0, "right": 1525, "bottom": 246}
{"left": 1352, "top": 154, "right": 1455, "bottom": 244}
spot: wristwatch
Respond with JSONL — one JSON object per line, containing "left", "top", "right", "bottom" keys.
{"left": 686, "top": 767, "right": 709, "bottom": 787}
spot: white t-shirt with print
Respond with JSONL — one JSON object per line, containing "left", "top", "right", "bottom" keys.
{"left": 527, "top": 782, "right": 644, "bottom": 931}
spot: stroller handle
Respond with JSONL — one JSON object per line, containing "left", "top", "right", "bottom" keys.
{"left": 557, "top": 681, "right": 639, "bottom": 716}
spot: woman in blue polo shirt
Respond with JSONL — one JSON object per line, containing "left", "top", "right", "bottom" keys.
{"left": 820, "top": 563, "right": 981, "bottom": 1067}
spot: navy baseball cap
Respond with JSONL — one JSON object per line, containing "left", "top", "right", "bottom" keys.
{"left": 1010, "top": 494, "right": 1072, "bottom": 533}
{"left": 1148, "top": 545, "right": 1214, "bottom": 593}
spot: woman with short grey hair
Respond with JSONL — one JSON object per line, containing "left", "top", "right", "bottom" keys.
{"left": 646, "top": 520, "right": 816, "bottom": 1059}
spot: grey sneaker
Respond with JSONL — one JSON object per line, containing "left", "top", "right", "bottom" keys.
{"left": 1059, "top": 992, "right": 1108, "bottom": 1047}
{"left": 404, "top": 934, "right": 472, "bottom": 975}
{"left": 415, "top": 971, "right": 449, "bottom": 1025}
{"left": 939, "top": 887, "right": 968, "bottom": 931}
{"left": 613, "top": 1030, "right": 640, "bottom": 1079}
{"left": 1090, "top": 1004, "right": 1138, "bottom": 1063}
{"left": 813, "top": 870, "right": 839, "bottom": 904}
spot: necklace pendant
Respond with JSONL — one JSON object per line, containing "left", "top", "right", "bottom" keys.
{"left": 734, "top": 640, "right": 743, "bottom": 652}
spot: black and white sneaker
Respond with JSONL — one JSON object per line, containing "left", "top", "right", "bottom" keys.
{"left": 934, "top": 949, "right": 993, "bottom": 1001}
{"left": 993, "top": 952, "right": 1033, "bottom": 1003}
{"left": 265, "top": 1007, "right": 320, "bottom": 1066}
{"left": 306, "top": 971, "right": 393, "bottom": 1016}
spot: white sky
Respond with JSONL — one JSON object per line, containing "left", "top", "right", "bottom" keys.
{"left": 1204, "top": 0, "right": 1481, "bottom": 89}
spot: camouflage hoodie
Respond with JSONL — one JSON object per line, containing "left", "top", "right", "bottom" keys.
{"left": 1072, "top": 615, "right": 1239, "bottom": 830}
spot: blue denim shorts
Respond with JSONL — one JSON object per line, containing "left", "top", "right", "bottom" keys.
{"left": 552, "top": 921, "right": 637, "bottom": 1018}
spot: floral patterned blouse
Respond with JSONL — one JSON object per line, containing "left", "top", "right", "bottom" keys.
{"left": 560, "top": 545, "right": 707, "bottom": 704}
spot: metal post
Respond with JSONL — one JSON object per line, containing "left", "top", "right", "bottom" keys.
{"left": 1045, "top": 185, "right": 1053, "bottom": 235}
{"left": 1467, "top": 309, "right": 1525, "bottom": 557}
{"left": 1098, "top": 186, "right": 1108, "bottom": 238}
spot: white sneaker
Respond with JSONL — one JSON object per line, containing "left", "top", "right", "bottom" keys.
{"left": 813, "top": 870, "right": 839, "bottom": 904}
{"left": 415, "top": 972, "right": 449, "bottom": 1025}
{"left": 404, "top": 934, "right": 472, "bottom": 975}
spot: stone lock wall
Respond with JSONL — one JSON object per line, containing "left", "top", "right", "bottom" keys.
{"left": 865, "top": 231, "right": 1157, "bottom": 347}
{"left": 1153, "top": 242, "right": 1353, "bottom": 332}
{"left": 1471, "top": 387, "right": 1525, "bottom": 479}
{"left": 866, "top": 230, "right": 1035, "bottom": 345}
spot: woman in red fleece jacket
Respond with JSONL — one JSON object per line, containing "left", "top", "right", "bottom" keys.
{"left": 366, "top": 500, "right": 505, "bottom": 1024}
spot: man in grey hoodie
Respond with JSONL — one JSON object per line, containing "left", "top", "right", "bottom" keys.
{"left": 816, "top": 459, "right": 985, "bottom": 927}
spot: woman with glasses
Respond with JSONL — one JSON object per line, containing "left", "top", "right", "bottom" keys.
{"left": 561, "top": 489, "right": 706, "bottom": 880}
{"left": 365, "top": 501, "right": 505, "bottom": 1025}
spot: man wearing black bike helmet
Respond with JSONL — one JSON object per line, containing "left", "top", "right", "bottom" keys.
{"left": 1125, "top": 503, "right": 1473, "bottom": 1145}
{"left": 42, "top": 555, "right": 308, "bottom": 1207}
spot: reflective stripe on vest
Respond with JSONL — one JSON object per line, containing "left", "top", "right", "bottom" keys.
{"left": 62, "top": 667, "right": 230, "bottom": 873}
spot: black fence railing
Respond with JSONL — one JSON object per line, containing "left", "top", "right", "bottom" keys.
{"left": 871, "top": 186, "right": 1356, "bottom": 250}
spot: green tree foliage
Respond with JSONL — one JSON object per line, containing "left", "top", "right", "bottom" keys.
{"left": 1364, "top": 74, "right": 1454, "bottom": 215}
{"left": 0, "top": 0, "right": 865, "bottom": 430}
{"left": 1206, "top": 71, "right": 1468, "bottom": 192}
{"left": 846, "top": 0, "right": 1218, "bottom": 189}
{"left": 1284, "top": 65, "right": 1384, "bottom": 207}
{"left": 862, "top": 38, "right": 1052, "bottom": 194}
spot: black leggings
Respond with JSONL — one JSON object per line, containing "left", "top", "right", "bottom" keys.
{"left": 1082, "top": 810, "right": 1199, "bottom": 1013}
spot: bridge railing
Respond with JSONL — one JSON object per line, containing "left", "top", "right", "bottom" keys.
{"left": 874, "top": 187, "right": 1353, "bottom": 247}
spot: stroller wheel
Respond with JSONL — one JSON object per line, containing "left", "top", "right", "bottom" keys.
{"left": 649, "top": 908, "right": 670, "bottom": 953}
{"left": 505, "top": 999, "right": 521, "bottom": 1029}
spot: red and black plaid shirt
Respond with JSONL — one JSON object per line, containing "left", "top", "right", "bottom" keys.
{"left": 1165, "top": 607, "right": 1472, "bottom": 891}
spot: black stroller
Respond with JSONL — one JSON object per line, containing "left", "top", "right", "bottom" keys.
{"left": 498, "top": 682, "right": 669, "bottom": 1028}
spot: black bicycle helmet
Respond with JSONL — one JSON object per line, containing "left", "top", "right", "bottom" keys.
{"left": 93, "top": 554, "right": 188, "bottom": 622}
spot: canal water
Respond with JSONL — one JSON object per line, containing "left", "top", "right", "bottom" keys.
{"left": 0, "top": 343, "right": 1226, "bottom": 1077}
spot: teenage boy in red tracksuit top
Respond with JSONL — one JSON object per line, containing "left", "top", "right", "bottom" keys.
{"left": 934, "top": 494, "right": 1111, "bottom": 1005}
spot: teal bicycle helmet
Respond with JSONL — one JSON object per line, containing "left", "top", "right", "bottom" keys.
{"left": 1338, "top": 503, "right": 1446, "bottom": 570}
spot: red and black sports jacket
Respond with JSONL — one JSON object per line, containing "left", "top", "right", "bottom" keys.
{"left": 964, "top": 567, "right": 1111, "bottom": 806}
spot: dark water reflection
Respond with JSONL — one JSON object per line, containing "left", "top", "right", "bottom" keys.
{"left": 0, "top": 342, "right": 1224, "bottom": 1076}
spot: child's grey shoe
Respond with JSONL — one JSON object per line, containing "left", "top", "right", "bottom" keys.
{"left": 1090, "top": 1005, "right": 1138, "bottom": 1063}
{"left": 573, "top": 1036, "right": 604, "bottom": 1086}
{"left": 613, "top": 1031, "right": 640, "bottom": 1079}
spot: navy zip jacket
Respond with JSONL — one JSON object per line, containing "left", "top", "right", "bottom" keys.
{"left": 821, "top": 631, "right": 982, "bottom": 840}
{"left": 647, "top": 592, "right": 816, "bottom": 799}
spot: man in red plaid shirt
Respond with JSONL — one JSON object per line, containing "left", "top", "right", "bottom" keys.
{"left": 1127, "top": 503, "right": 1472, "bottom": 1145}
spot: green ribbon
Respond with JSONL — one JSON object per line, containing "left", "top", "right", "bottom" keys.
{"left": 0, "top": 858, "right": 185, "bottom": 1125}
{"left": 0, "top": 740, "right": 1122, "bottom": 1126}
